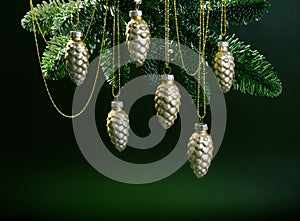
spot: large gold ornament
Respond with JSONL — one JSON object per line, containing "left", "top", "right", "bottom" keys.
{"left": 65, "top": 31, "right": 89, "bottom": 86}
{"left": 126, "top": 10, "right": 151, "bottom": 66}
{"left": 187, "top": 123, "right": 213, "bottom": 178}
{"left": 106, "top": 101, "right": 130, "bottom": 152}
{"left": 213, "top": 41, "right": 235, "bottom": 93}
{"left": 154, "top": 75, "right": 181, "bottom": 129}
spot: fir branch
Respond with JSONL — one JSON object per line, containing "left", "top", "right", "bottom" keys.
{"left": 209, "top": 0, "right": 271, "bottom": 26}
{"left": 206, "top": 31, "right": 282, "bottom": 97}
{"left": 41, "top": 35, "right": 69, "bottom": 80}
{"left": 21, "top": 0, "right": 271, "bottom": 36}
{"left": 21, "top": 0, "right": 67, "bottom": 35}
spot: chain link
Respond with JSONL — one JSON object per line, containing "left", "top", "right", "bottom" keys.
{"left": 70, "top": 0, "right": 80, "bottom": 29}
{"left": 221, "top": 0, "right": 227, "bottom": 37}
{"left": 174, "top": 0, "right": 199, "bottom": 76}
{"left": 112, "top": 0, "right": 121, "bottom": 99}
{"left": 198, "top": 0, "right": 210, "bottom": 121}
{"left": 30, "top": 0, "right": 109, "bottom": 118}
{"left": 174, "top": 0, "right": 210, "bottom": 120}
{"left": 30, "top": 0, "right": 50, "bottom": 45}
{"left": 165, "top": 0, "right": 170, "bottom": 69}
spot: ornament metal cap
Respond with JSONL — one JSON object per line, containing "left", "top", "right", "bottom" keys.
{"left": 218, "top": 41, "right": 229, "bottom": 47}
{"left": 70, "top": 31, "right": 82, "bottom": 39}
{"left": 111, "top": 101, "right": 124, "bottom": 109}
{"left": 129, "top": 10, "right": 143, "bottom": 17}
{"left": 195, "top": 123, "right": 208, "bottom": 131}
{"left": 161, "top": 74, "right": 174, "bottom": 82}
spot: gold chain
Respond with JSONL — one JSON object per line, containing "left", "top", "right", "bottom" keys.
{"left": 164, "top": 0, "right": 170, "bottom": 71}
{"left": 112, "top": 0, "right": 121, "bottom": 98}
{"left": 83, "top": 1, "right": 98, "bottom": 40}
{"left": 70, "top": 0, "right": 80, "bottom": 29}
{"left": 30, "top": 0, "right": 49, "bottom": 45}
{"left": 31, "top": 0, "right": 109, "bottom": 118}
{"left": 197, "top": 0, "right": 210, "bottom": 121}
{"left": 174, "top": 0, "right": 200, "bottom": 76}
{"left": 174, "top": 0, "right": 210, "bottom": 120}
{"left": 221, "top": 0, "right": 227, "bottom": 37}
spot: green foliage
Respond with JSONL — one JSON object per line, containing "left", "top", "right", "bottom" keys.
{"left": 207, "top": 31, "right": 282, "bottom": 97}
{"left": 209, "top": 0, "right": 271, "bottom": 26}
{"left": 21, "top": 0, "right": 68, "bottom": 36}
{"left": 21, "top": 0, "right": 282, "bottom": 100}
{"left": 42, "top": 35, "right": 69, "bottom": 80}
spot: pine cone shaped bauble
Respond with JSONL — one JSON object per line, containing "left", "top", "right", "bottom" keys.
{"left": 65, "top": 31, "right": 89, "bottom": 86}
{"left": 154, "top": 75, "right": 181, "bottom": 129}
{"left": 213, "top": 41, "right": 235, "bottom": 93}
{"left": 106, "top": 101, "right": 130, "bottom": 152}
{"left": 187, "top": 123, "right": 213, "bottom": 178}
{"left": 126, "top": 10, "right": 151, "bottom": 66}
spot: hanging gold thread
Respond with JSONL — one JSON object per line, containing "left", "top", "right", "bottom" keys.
{"left": 29, "top": 0, "right": 49, "bottom": 45}
{"left": 112, "top": 0, "right": 122, "bottom": 99}
{"left": 174, "top": 0, "right": 200, "bottom": 76}
{"left": 174, "top": 0, "right": 210, "bottom": 120}
{"left": 164, "top": 0, "right": 171, "bottom": 73}
{"left": 70, "top": 0, "right": 80, "bottom": 29}
{"left": 220, "top": 0, "right": 227, "bottom": 37}
{"left": 198, "top": 0, "right": 210, "bottom": 121}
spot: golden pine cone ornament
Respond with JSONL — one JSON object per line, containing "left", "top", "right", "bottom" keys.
{"left": 65, "top": 31, "right": 89, "bottom": 86}
{"left": 213, "top": 41, "right": 235, "bottom": 93}
{"left": 154, "top": 75, "right": 181, "bottom": 129}
{"left": 187, "top": 123, "right": 214, "bottom": 178}
{"left": 106, "top": 101, "right": 130, "bottom": 152}
{"left": 126, "top": 10, "right": 151, "bottom": 66}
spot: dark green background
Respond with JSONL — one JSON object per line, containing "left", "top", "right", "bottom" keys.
{"left": 3, "top": 0, "right": 300, "bottom": 220}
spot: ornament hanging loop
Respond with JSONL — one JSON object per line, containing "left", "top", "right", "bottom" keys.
{"left": 199, "top": 117, "right": 204, "bottom": 123}
{"left": 163, "top": 66, "right": 172, "bottom": 75}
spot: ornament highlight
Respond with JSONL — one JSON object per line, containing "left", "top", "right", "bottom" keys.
{"left": 187, "top": 123, "right": 213, "bottom": 178}
{"left": 213, "top": 41, "right": 235, "bottom": 93}
{"left": 65, "top": 31, "right": 89, "bottom": 86}
{"left": 126, "top": 10, "right": 151, "bottom": 66}
{"left": 154, "top": 74, "right": 181, "bottom": 129}
{"left": 106, "top": 101, "right": 130, "bottom": 152}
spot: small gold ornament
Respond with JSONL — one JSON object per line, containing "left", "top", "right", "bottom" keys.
{"left": 187, "top": 123, "right": 213, "bottom": 178}
{"left": 126, "top": 10, "right": 151, "bottom": 66}
{"left": 106, "top": 101, "right": 130, "bottom": 152}
{"left": 154, "top": 74, "right": 181, "bottom": 129}
{"left": 65, "top": 31, "right": 89, "bottom": 86}
{"left": 213, "top": 41, "right": 235, "bottom": 93}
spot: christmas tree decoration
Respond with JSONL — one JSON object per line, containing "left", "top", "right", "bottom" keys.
{"left": 106, "top": 0, "right": 130, "bottom": 151}
{"left": 184, "top": 0, "right": 213, "bottom": 178}
{"left": 154, "top": 74, "right": 181, "bottom": 129}
{"left": 154, "top": 0, "right": 181, "bottom": 130}
{"left": 213, "top": 41, "right": 235, "bottom": 93}
{"left": 65, "top": 31, "right": 89, "bottom": 86}
{"left": 26, "top": 0, "right": 107, "bottom": 118}
{"left": 187, "top": 123, "right": 213, "bottom": 178}
{"left": 126, "top": 6, "right": 151, "bottom": 66}
{"left": 106, "top": 101, "right": 130, "bottom": 152}
{"left": 213, "top": 0, "right": 235, "bottom": 93}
